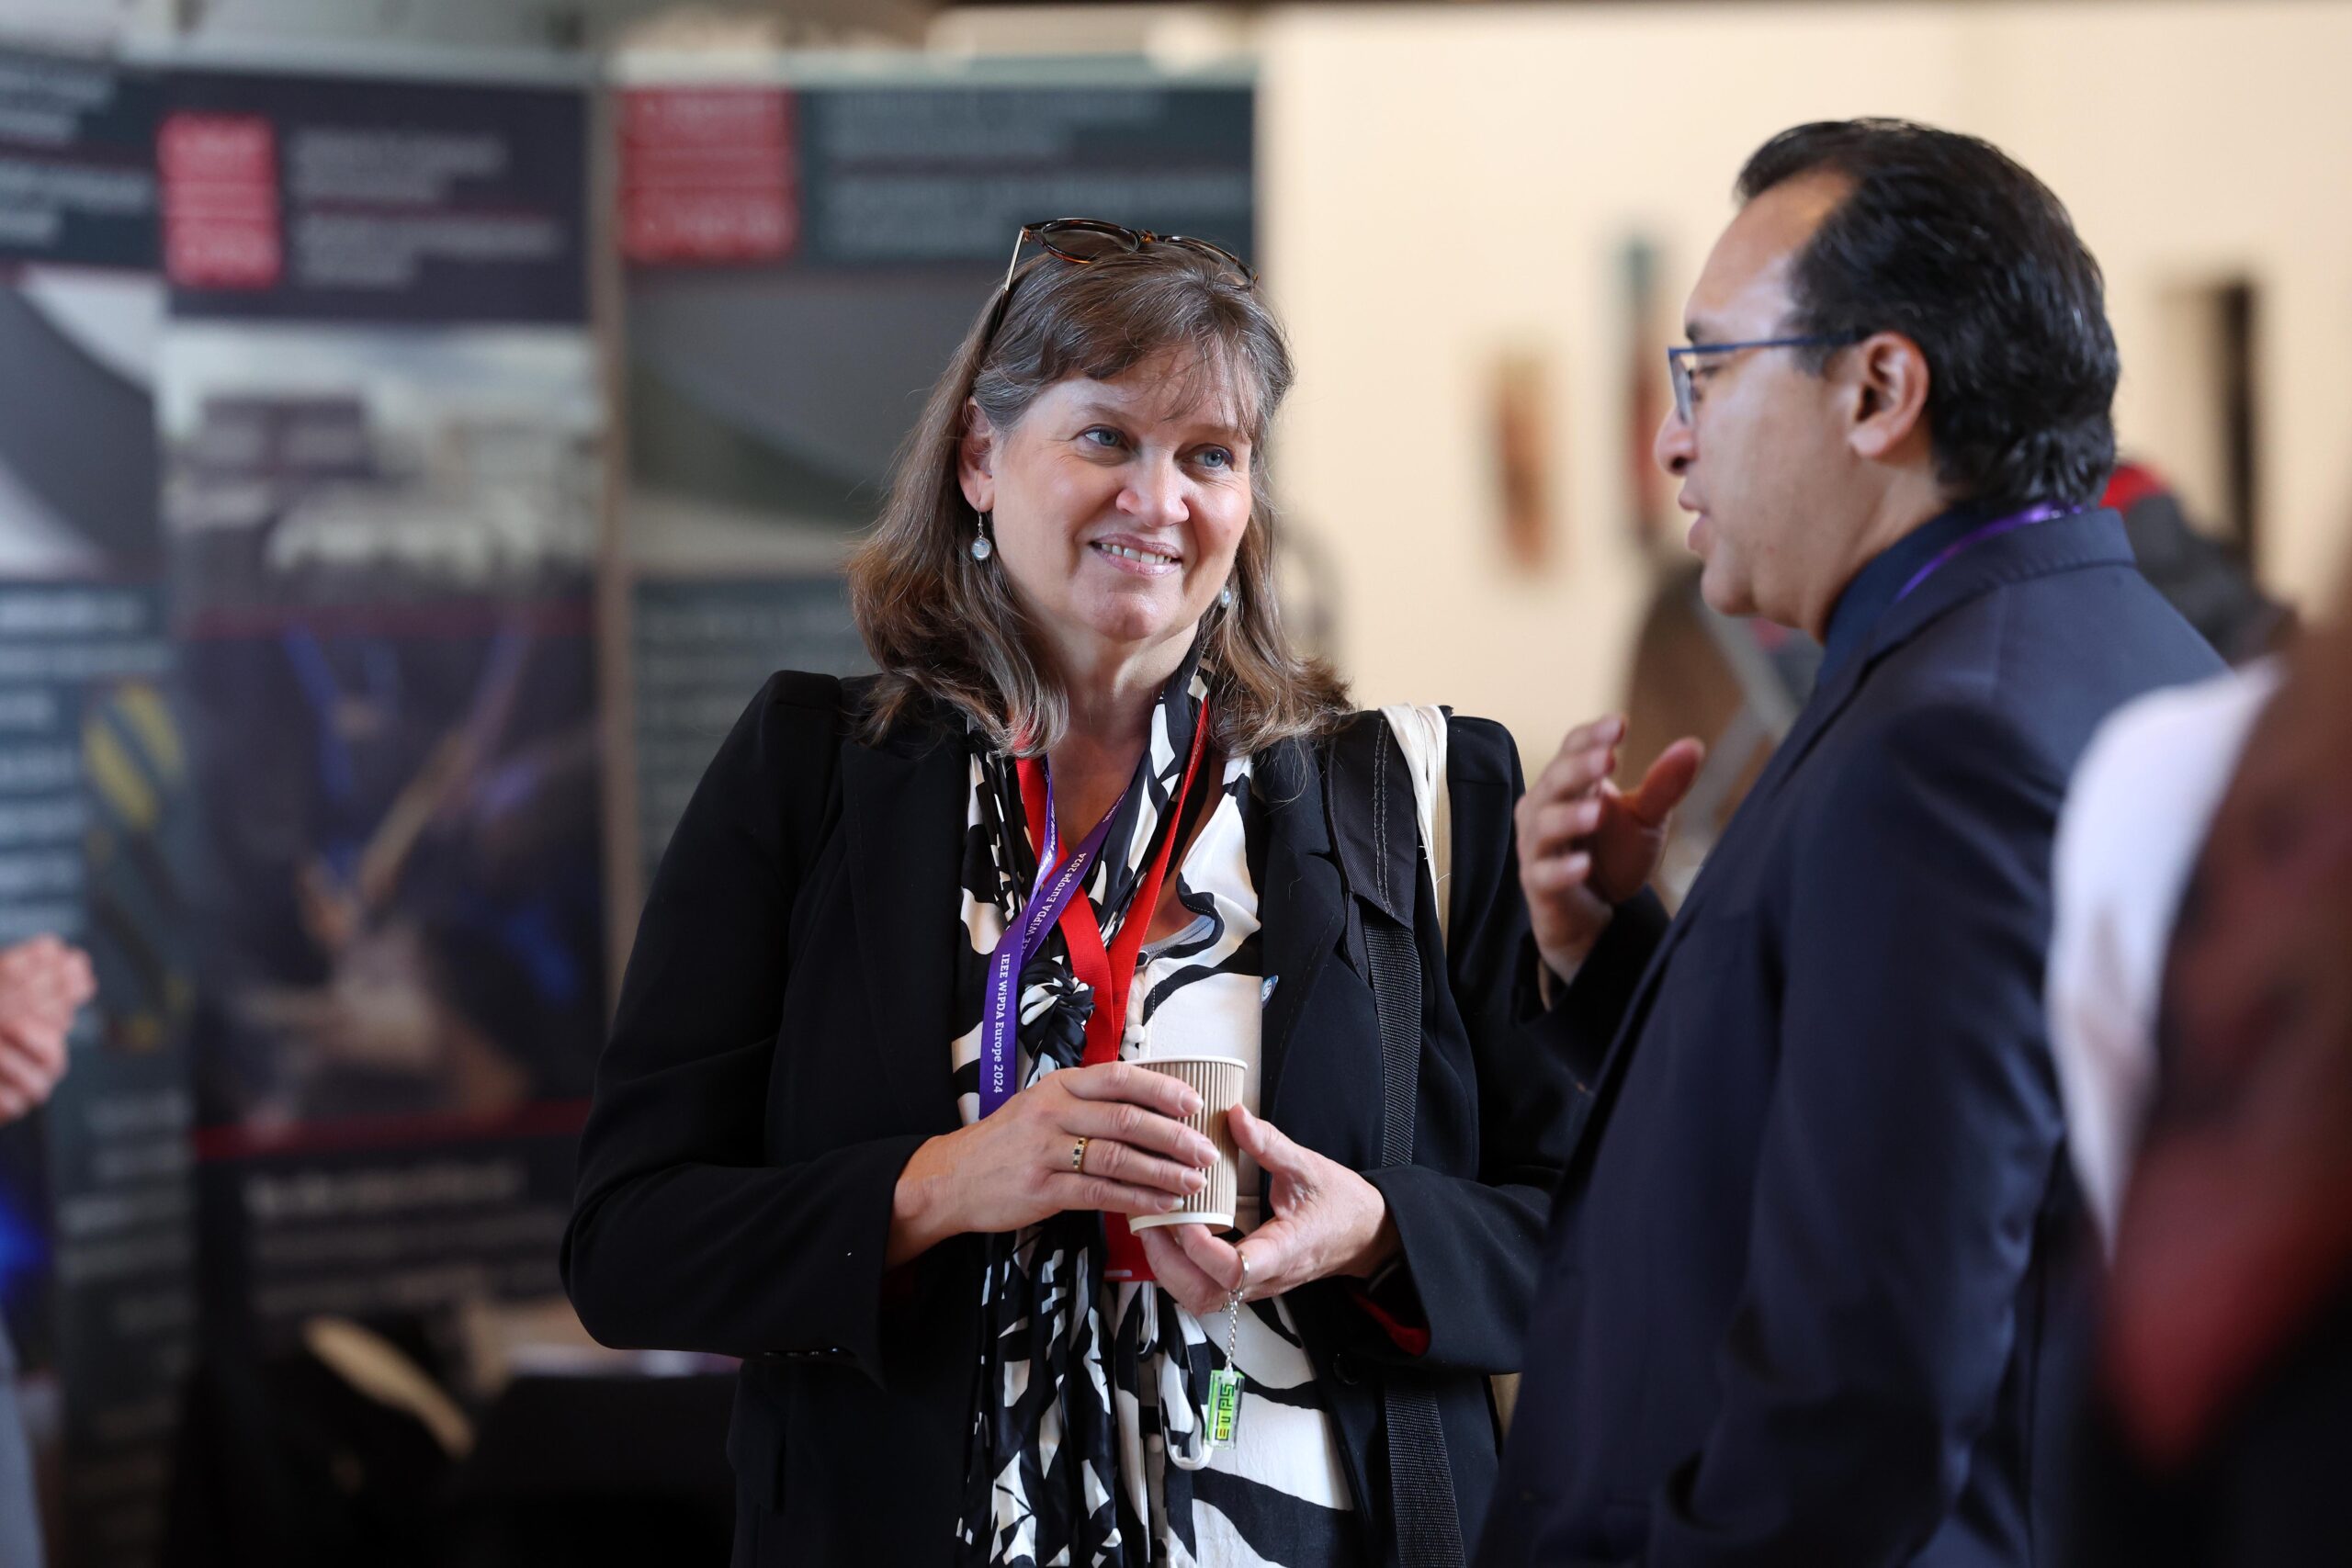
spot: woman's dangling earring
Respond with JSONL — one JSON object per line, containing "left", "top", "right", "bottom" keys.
{"left": 971, "top": 512, "right": 994, "bottom": 562}
{"left": 1218, "top": 582, "right": 1235, "bottom": 610}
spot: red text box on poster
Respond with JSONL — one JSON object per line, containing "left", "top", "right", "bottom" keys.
{"left": 158, "top": 112, "right": 282, "bottom": 289}
{"left": 619, "top": 86, "right": 796, "bottom": 265}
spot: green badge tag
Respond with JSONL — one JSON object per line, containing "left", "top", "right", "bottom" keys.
{"left": 1205, "top": 1368, "right": 1244, "bottom": 1447}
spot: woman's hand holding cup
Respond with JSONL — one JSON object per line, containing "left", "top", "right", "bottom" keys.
{"left": 888, "top": 1061, "right": 1220, "bottom": 1266}
{"left": 1137, "top": 1106, "right": 1397, "bottom": 1317}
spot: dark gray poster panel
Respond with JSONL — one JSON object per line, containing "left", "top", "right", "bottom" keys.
{"left": 631, "top": 576, "right": 865, "bottom": 891}
{"left": 0, "top": 588, "right": 195, "bottom": 1568}
{"left": 0, "top": 45, "right": 158, "bottom": 271}
{"left": 794, "top": 85, "right": 1253, "bottom": 269}
{"left": 159, "top": 65, "right": 604, "bottom": 1409}
{"left": 620, "top": 74, "right": 1253, "bottom": 879}
{"left": 0, "top": 41, "right": 189, "bottom": 1568}
{"left": 0, "top": 42, "right": 161, "bottom": 578}
{"left": 0, "top": 592, "right": 195, "bottom": 1568}
{"left": 158, "top": 67, "right": 585, "bottom": 326}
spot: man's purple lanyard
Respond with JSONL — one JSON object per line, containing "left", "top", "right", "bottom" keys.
{"left": 1894, "top": 502, "right": 2078, "bottom": 604}
{"left": 978, "top": 768, "right": 1123, "bottom": 1118}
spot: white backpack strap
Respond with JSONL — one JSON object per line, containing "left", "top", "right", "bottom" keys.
{"left": 1380, "top": 703, "right": 1516, "bottom": 1439}
{"left": 1380, "top": 703, "right": 1452, "bottom": 950}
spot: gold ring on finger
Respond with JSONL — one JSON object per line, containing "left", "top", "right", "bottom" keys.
{"left": 1071, "top": 1136, "right": 1089, "bottom": 1173}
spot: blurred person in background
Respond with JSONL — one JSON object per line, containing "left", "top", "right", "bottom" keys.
{"left": 2058, "top": 576, "right": 2352, "bottom": 1566}
{"left": 2045, "top": 657, "right": 2282, "bottom": 1260}
{"left": 564, "top": 222, "right": 1577, "bottom": 1567}
{"left": 1484, "top": 119, "right": 2221, "bottom": 1568}
{"left": 1617, "top": 567, "right": 1817, "bottom": 906}
{"left": 2100, "top": 460, "right": 2291, "bottom": 664}
{"left": 0, "top": 934, "right": 96, "bottom": 1568}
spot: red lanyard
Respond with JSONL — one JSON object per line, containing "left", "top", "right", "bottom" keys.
{"left": 1014, "top": 698, "right": 1213, "bottom": 1068}
{"left": 1013, "top": 698, "right": 1213, "bottom": 1281}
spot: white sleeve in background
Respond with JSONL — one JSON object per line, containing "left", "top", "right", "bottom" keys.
{"left": 2046, "top": 660, "right": 2279, "bottom": 1254}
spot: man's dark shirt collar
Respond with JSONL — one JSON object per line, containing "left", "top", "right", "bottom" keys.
{"left": 1817, "top": 502, "right": 2003, "bottom": 682}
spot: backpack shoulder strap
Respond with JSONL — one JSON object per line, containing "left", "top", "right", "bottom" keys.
{"left": 1319, "top": 712, "right": 1466, "bottom": 1568}
{"left": 1323, "top": 710, "right": 1420, "bottom": 935}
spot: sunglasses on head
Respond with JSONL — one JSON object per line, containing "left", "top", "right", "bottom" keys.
{"left": 979, "top": 218, "right": 1257, "bottom": 346}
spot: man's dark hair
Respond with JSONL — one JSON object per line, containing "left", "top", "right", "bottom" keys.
{"left": 1737, "top": 118, "right": 2119, "bottom": 511}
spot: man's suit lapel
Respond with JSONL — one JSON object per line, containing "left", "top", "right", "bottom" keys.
{"left": 1568, "top": 508, "right": 2139, "bottom": 1160}
{"left": 840, "top": 720, "right": 968, "bottom": 1138}
{"left": 1250, "top": 736, "right": 1348, "bottom": 1126}
{"left": 1728, "top": 508, "right": 2137, "bottom": 840}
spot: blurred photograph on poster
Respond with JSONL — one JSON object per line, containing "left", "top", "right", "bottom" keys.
{"left": 160, "top": 325, "right": 599, "bottom": 614}
{"left": 183, "top": 614, "right": 601, "bottom": 1133}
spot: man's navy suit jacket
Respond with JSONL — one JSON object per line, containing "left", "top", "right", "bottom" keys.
{"left": 1480, "top": 508, "right": 2222, "bottom": 1568}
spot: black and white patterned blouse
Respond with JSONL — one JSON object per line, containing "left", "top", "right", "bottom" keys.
{"left": 946, "top": 655, "right": 1361, "bottom": 1567}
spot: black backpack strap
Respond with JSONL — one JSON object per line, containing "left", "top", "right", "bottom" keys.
{"left": 1322, "top": 713, "right": 1467, "bottom": 1568}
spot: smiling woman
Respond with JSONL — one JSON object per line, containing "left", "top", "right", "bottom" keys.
{"left": 564, "top": 220, "right": 1578, "bottom": 1568}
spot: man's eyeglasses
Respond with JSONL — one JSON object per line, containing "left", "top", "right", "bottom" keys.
{"left": 980, "top": 218, "right": 1256, "bottom": 347}
{"left": 1668, "top": 334, "right": 1861, "bottom": 424}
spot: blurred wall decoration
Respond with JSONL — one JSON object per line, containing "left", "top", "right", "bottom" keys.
{"left": 1487, "top": 347, "right": 1555, "bottom": 571}
{"left": 611, "top": 55, "right": 1257, "bottom": 907}
{"left": 1617, "top": 236, "right": 1677, "bottom": 556}
{"left": 154, "top": 52, "right": 606, "bottom": 1447}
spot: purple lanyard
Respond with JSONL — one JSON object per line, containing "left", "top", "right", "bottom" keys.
{"left": 1894, "top": 502, "right": 2077, "bottom": 604}
{"left": 978, "top": 766, "right": 1123, "bottom": 1118}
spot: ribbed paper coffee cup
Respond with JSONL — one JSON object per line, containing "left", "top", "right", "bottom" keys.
{"left": 1128, "top": 1054, "right": 1246, "bottom": 1231}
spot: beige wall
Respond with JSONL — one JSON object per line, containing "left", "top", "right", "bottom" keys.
{"left": 1983, "top": 4, "right": 2352, "bottom": 606}
{"left": 1247, "top": 2, "right": 2352, "bottom": 761}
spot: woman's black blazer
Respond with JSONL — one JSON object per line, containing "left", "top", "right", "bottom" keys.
{"left": 561, "top": 672, "right": 1579, "bottom": 1566}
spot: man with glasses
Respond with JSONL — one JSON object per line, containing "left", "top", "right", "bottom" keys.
{"left": 1481, "top": 120, "right": 2221, "bottom": 1567}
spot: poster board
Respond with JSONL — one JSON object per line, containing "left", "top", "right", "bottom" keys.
{"left": 155, "top": 55, "right": 605, "bottom": 1382}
